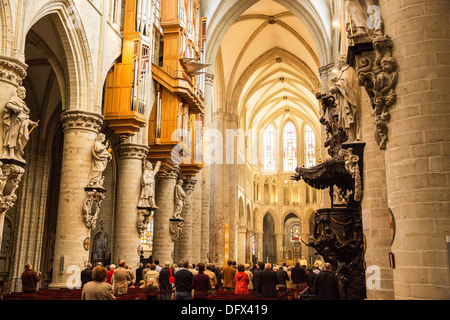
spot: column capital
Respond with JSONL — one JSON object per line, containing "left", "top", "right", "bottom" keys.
{"left": 182, "top": 178, "right": 197, "bottom": 192}
{"left": 0, "top": 55, "right": 27, "bottom": 86}
{"left": 60, "top": 110, "right": 104, "bottom": 134}
{"left": 116, "top": 143, "right": 149, "bottom": 160}
{"left": 205, "top": 73, "right": 215, "bottom": 86}
{"left": 158, "top": 166, "right": 180, "bottom": 180}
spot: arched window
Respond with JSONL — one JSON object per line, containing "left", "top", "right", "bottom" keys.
{"left": 263, "top": 124, "right": 276, "bottom": 171}
{"left": 305, "top": 124, "right": 316, "bottom": 168}
{"left": 140, "top": 219, "right": 153, "bottom": 246}
{"left": 283, "top": 121, "right": 297, "bottom": 172}
{"left": 290, "top": 224, "right": 301, "bottom": 242}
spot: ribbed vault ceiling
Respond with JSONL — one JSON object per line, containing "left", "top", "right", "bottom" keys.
{"left": 216, "top": 0, "right": 322, "bottom": 136}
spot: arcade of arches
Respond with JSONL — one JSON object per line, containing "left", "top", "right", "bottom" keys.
{"left": 0, "top": 0, "right": 449, "bottom": 300}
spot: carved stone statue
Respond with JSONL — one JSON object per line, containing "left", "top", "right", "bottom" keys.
{"left": 173, "top": 180, "right": 186, "bottom": 219}
{"left": 373, "top": 56, "right": 398, "bottom": 118}
{"left": 2, "top": 86, "right": 38, "bottom": 161}
{"left": 345, "top": 0, "right": 383, "bottom": 42}
{"left": 88, "top": 133, "right": 111, "bottom": 188}
{"left": 329, "top": 56, "right": 362, "bottom": 142}
{"left": 138, "top": 160, "right": 161, "bottom": 209}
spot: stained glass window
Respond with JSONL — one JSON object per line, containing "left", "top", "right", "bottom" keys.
{"left": 252, "top": 233, "right": 256, "bottom": 256}
{"left": 305, "top": 125, "right": 316, "bottom": 168}
{"left": 140, "top": 219, "right": 154, "bottom": 246}
{"left": 290, "top": 224, "right": 301, "bottom": 242}
{"left": 263, "top": 124, "right": 276, "bottom": 171}
{"left": 283, "top": 121, "right": 297, "bottom": 172}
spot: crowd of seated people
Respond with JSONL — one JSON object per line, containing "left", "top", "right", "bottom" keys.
{"left": 2, "top": 257, "right": 339, "bottom": 301}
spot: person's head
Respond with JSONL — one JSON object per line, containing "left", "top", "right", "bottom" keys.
{"left": 17, "top": 86, "right": 26, "bottom": 99}
{"left": 119, "top": 260, "right": 126, "bottom": 267}
{"left": 148, "top": 278, "right": 155, "bottom": 286}
{"left": 265, "top": 263, "right": 272, "bottom": 270}
{"left": 198, "top": 263, "right": 205, "bottom": 274}
{"left": 24, "top": 262, "right": 32, "bottom": 270}
{"left": 273, "top": 266, "right": 279, "bottom": 271}
{"left": 227, "top": 260, "right": 232, "bottom": 266}
{"left": 232, "top": 260, "right": 236, "bottom": 266}
{"left": 206, "top": 263, "right": 213, "bottom": 270}
{"left": 155, "top": 259, "right": 160, "bottom": 265}
{"left": 324, "top": 263, "right": 332, "bottom": 271}
{"left": 110, "top": 264, "right": 116, "bottom": 270}
{"left": 145, "top": 263, "right": 151, "bottom": 269}
{"left": 86, "top": 262, "right": 92, "bottom": 269}
{"left": 150, "top": 264, "right": 156, "bottom": 270}
{"left": 97, "top": 262, "right": 102, "bottom": 267}
{"left": 164, "top": 261, "right": 170, "bottom": 268}
{"left": 92, "top": 266, "right": 108, "bottom": 282}
{"left": 237, "top": 264, "right": 245, "bottom": 272}
{"left": 258, "top": 261, "right": 265, "bottom": 269}
{"left": 183, "top": 261, "right": 189, "bottom": 269}
{"left": 295, "top": 262, "right": 300, "bottom": 267}
{"left": 244, "top": 264, "right": 250, "bottom": 270}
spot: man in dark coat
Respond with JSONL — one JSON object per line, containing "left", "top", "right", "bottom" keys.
{"left": 252, "top": 261, "right": 265, "bottom": 294}
{"left": 257, "top": 263, "right": 279, "bottom": 298}
{"left": 174, "top": 261, "right": 194, "bottom": 300}
{"left": 159, "top": 262, "right": 172, "bottom": 300}
{"left": 291, "top": 261, "right": 307, "bottom": 298}
{"left": 313, "top": 263, "right": 340, "bottom": 300}
{"left": 81, "top": 263, "right": 93, "bottom": 288}
{"left": 21, "top": 262, "right": 41, "bottom": 294}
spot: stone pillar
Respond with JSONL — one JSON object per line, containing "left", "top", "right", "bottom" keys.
{"left": 380, "top": 0, "right": 450, "bottom": 299}
{"left": 237, "top": 225, "right": 247, "bottom": 264}
{"left": 201, "top": 73, "right": 214, "bottom": 263}
{"left": 275, "top": 233, "right": 283, "bottom": 265}
{"left": 112, "top": 143, "right": 149, "bottom": 268}
{"left": 174, "top": 177, "right": 196, "bottom": 263}
{"left": 0, "top": 55, "right": 27, "bottom": 246}
{"left": 191, "top": 173, "right": 203, "bottom": 263}
{"left": 360, "top": 88, "right": 395, "bottom": 300}
{"left": 49, "top": 110, "right": 103, "bottom": 289}
{"left": 256, "top": 232, "right": 263, "bottom": 263}
{"left": 152, "top": 167, "right": 180, "bottom": 264}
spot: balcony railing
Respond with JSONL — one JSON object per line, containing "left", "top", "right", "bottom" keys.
{"left": 151, "top": 55, "right": 192, "bottom": 83}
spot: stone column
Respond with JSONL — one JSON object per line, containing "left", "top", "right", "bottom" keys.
{"left": 379, "top": 0, "right": 450, "bottom": 300}
{"left": 191, "top": 173, "right": 203, "bottom": 263}
{"left": 0, "top": 55, "right": 27, "bottom": 246}
{"left": 174, "top": 177, "right": 197, "bottom": 263}
{"left": 360, "top": 88, "right": 394, "bottom": 300}
{"left": 237, "top": 225, "right": 247, "bottom": 264}
{"left": 152, "top": 167, "right": 180, "bottom": 264}
{"left": 112, "top": 143, "right": 149, "bottom": 268}
{"left": 256, "top": 232, "right": 264, "bottom": 263}
{"left": 201, "top": 73, "right": 214, "bottom": 263}
{"left": 49, "top": 110, "right": 103, "bottom": 289}
{"left": 275, "top": 233, "right": 283, "bottom": 264}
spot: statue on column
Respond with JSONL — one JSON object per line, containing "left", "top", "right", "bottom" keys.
{"left": 2, "top": 86, "right": 39, "bottom": 161}
{"left": 345, "top": 0, "right": 383, "bottom": 42}
{"left": 329, "top": 56, "right": 362, "bottom": 142}
{"left": 88, "top": 133, "right": 111, "bottom": 188}
{"left": 173, "top": 180, "right": 186, "bottom": 219}
{"left": 138, "top": 160, "right": 161, "bottom": 209}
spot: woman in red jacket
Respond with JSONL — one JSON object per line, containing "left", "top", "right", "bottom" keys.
{"left": 234, "top": 264, "right": 249, "bottom": 295}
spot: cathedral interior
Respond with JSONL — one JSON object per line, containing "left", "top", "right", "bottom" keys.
{"left": 0, "top": 0, "right": 449, "bottom": 300}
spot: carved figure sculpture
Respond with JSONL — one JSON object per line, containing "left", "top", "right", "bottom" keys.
{"left": 329, "top": 56, "right": 362, "bottom": 142}
{"left": 88, "top": 133, "right": 111, "bottom": 188}
{"left": 138, "top": 160, "right": 161, "bottom": 209}
{"left": 345, "top": 0, "right": 383, "bottom": 42}
{"left": 373, "top": 57, "right": 397, "bottom": 118}
{"left": 2, "top": 86, "right": 38, "bottom": 161}
{"left": 173, "top": 180, "right": 186, "bottom": 219}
